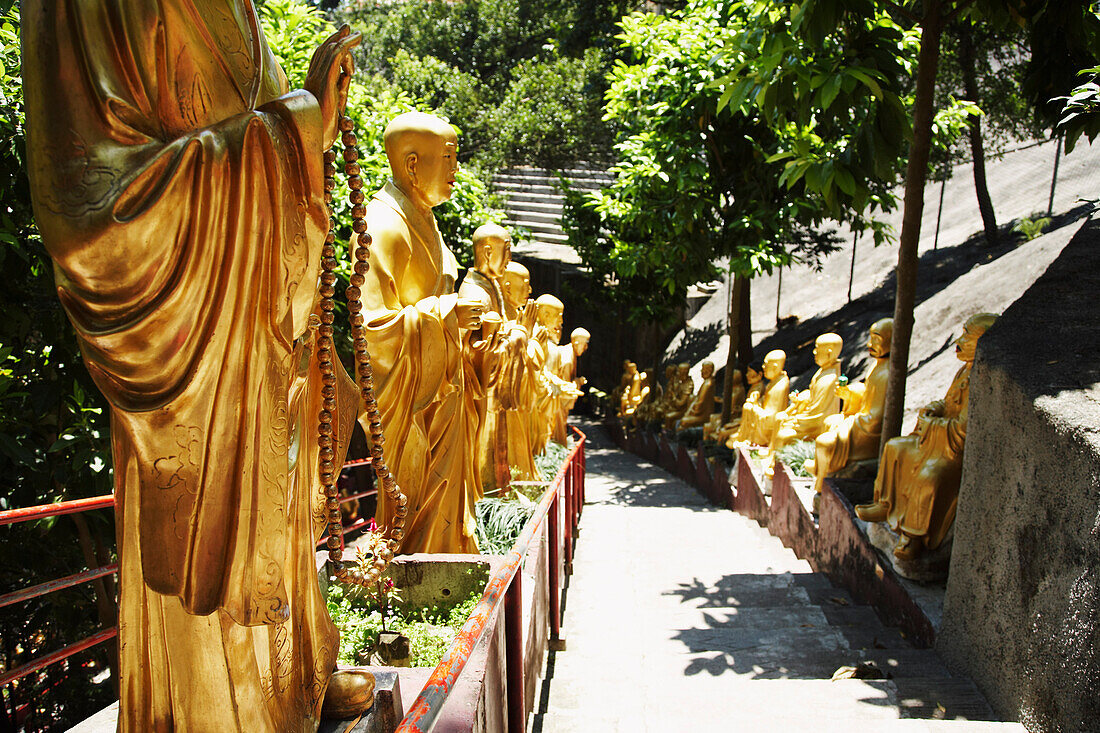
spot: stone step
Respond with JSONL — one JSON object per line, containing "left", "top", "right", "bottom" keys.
{"left": 493, "top": 181, "right": 563, "bottom": 195}
{"left": 500, "top": 200, "right": 565, "bottom": 215}
{"left": 505, "top": 220, "right": 568, "bottom": 239}
{"left": 503, "top": 209, "right": 562, "bottom": 226}
{"left": 893, "top": 677, "right": 1000, "bottom": 721}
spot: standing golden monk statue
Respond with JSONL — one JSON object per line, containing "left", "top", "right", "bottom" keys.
{"left": 856, "top": 314, "right": 997, "bottom": 562}
{"left": 806, "top": 319, "right": 893, "bottom": 495}
{"left": 458, "top": 224, "right": 512, "bottom": 492}
{"left": 498, "top": 262, "right": 541, "bottom": 480}
{"left": 357, "top": 111, "right": 486, "bottom": 555}
{"left": 549, "top": 328, "right": 590, "bottom": 445}
{"left": 531, "top": 294, "right": 582, "bottom": 454}
{"left": 23, "top": 2, "right": 370, "bottom": 728}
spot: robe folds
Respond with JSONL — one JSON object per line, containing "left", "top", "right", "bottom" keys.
{"left": 823, "top": 358, "right": 889, "bottom": 472}
{"left": 873, "top": 364, "right": 971, "bottom": 550}
{"left": 358, "top": 182, "right": 478, "bottom": 554}
{"left": 23, "top": 0, "right": 356, "bottom": 729}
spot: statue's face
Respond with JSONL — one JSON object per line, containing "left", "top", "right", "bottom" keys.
{"left": 701, "top": 362, "right": 714, "bottom": 378}
{"left": 813, "top": 338, "right": 841, "bottom": 367}
{"left": 746, "top": 367, "right": 763, "bottom": 385}
{"left": 955, "top": 325, "right": 981, "bottom": 363}
{"left": 571, "top": 334, "right": 589, "bottom": 356}
{"left": 502, "top": 271, "right": 531, "bottom": 307}
{"left": 665, "top": 366, "right": 676, "bottom": 380}
{"left": 537, "top": 307, "right": 563, "bottom": 342}
{"left": 484, "top": 235, "right": 512, "bottom": 278}
{"left": 416, "top": 131, "right": 459, "bottom": 208}
{"left": 677, "top": 365, "right": 689, "bottom": 379}
{"left": 867, "top": 329, "right": 888, "bottom": 358}
{"left": 763, "top": 354, "right": 784, "bottom": 380}
{"left": 627, "top": 362, "right": 638, "bottom": 375}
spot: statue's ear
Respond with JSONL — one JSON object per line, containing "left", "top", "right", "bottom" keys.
{"left": 404, "top": 152, "right": 419, "bottom": 185}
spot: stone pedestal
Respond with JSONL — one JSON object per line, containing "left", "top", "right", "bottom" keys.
{"left": 867, "top": 522, "right": 953, "bottom": 584}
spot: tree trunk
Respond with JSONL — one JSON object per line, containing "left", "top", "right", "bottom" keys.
{"left": 738, "top": 275, "right": 752, "bottom": 373}
{"left": 960, "top": 25, "right": 998, "bottom": 246}
{"left": 881, "top": 1, "right": 945, "bottom": 452}
{"left": 721, "top": 274, "right": 746, "bottom": 424}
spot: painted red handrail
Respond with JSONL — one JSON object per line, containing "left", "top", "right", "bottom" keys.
{"left": 0, "top": 494, "right": 115, "bottom": 526}
{"left": 1, "top": 456, "right": 373, "bottom": 690}
{"left": 0, "top": 628, "right": 118, "bottom": 688}
{"left": 396, "top": 428, "right": 586, "bottom": 733}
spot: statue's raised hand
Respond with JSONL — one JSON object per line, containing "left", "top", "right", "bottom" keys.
{"left": 304, "top": 25, "right": 362, "bottom": 149}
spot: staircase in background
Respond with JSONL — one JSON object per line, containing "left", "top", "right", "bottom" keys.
{"left": 492, "top": 167, "right": 613, "bottom": 251}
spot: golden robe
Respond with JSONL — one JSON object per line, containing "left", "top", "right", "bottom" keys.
{"left": 358, "top": 182, "right": 478, "bottom": 554}
{"left": 734, "top": 374, "right": 789, "bottom": 446}
{"left": 23, "top": 1, "right": 352, "bottom": 728}
{"left": 872, "top": 364, "right": 971, "bottom": 550}
{"left": 457, "top": 270, "right": 508, "bottom": 492}
{"left": 822, "top": 358, "right": 888, "bottom": 472}
{"left": 549, "top": 343, "right": 578, "bottom": 446}
{"left": 678, "top": 375, "right": 716, "bottom": 430}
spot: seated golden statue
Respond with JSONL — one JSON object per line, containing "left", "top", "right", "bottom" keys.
{"left": 458, "top": 223, "right": 513, "bottom": 492}
{"left": 24, "top": 5, "right": 373, "bottom": 727}
{"left": 763, "top": 333, "right": 842, "bottom": 474}
{"left": 618, "top": 361, "right": 644, "bottom": 417}
{"left": 856, "top": 313, "right": 998, "bottom": 561}
{"left": 677, "top": 361, "right": 717, "bottom": 431}
{"left": 730, "top": 351, "right": 790, "bottom": 447}
{"left": 804, "top": 319, "right": 891, "bottom": 494}
{"left": 662, "top": 363, "right": 695, "bottom": 430}
{"left": 612, "top": 359, "right": 633, "bottom": 409}
{"left": 627, "top": 369, "right": 657, "bottom": 428}
{"left": 712, "top": 364, "right": 759, "bottom": 444}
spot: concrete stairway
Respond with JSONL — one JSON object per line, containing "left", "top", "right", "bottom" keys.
{"left": 492, "top": 167, "right": 613, "bottom": 247}
{"left": 530, "top": 423, "right": 1023, "bottom": 732}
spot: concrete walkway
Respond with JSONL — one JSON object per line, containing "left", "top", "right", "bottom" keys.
{"left": 530, "top": 423, "right": 1022, "bottom": 732}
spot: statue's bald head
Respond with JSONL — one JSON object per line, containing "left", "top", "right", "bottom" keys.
{"left": 535, "top": 294, "right": 565, "bottom": 341}
{"left": 501, "top": 261, "right": 531, "bottom": 309}
{"left": 472, "top": 223, "right": 512, "bottom": 277}
{"left": 384, "top": 112, "right": 458, "bottom": 208}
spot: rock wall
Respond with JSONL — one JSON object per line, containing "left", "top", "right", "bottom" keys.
{"left": 938, "top": 218, "right": 1100, "bottom": 732}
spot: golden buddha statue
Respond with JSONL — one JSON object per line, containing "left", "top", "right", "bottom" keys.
{"left": 357, "top": 111, "right": 487, "bottom": 555}
{"left": 626, "top": 369, "right": 657, "bottom": 428}
{"left": 549, "top": 328, "right": 590, "bottom": 445}
{"left": 663, "top": 363, "right": 695, "bottom": 430}
{"left": 618, "top": 361, "right": 643, "bottom": 417}
{"left": 23, "top": 4, "right": 372, "bottom": 728}
{"left": 855, "top": 313, "right": 998, "bottom": 561}
{"left": 677, "top": 361, "right": 717, "bottom": 431}
{"left": 806, "top": 319, "right": 893, "bottom": 495}
{"left": 612, "top": 359, "right": 633, "bottom": 411}
{"left": 714, "top": 363, "right": 762, "bottom": 445}
{"left": 498, "top": 262, "right": 541, "bottom": 480}
{"left": 762, "top": 333, "right": 843, "bottom": 474}
{"left": 532, "top": 295, "right": 583, "bottom": 452}
{"left": 458, "top": 224, "right": 512, "bottom": 492}
{"left": 729, "top": 351, "right": 790, "bottom": 447}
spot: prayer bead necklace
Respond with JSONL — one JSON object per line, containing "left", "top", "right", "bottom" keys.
{"left": 317, "top": 114, "right": 406, "bottom": 587}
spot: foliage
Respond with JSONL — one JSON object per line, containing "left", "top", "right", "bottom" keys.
{"left": 776, "top": 440, "right": 815, "bottom": 479}
{"left": 1056, "top": 65, "right": 1100, "bottom": 153}
{"left": 484, "top": 49, "right": 614, "bottom": 169}
{"left": 326, "top": 580, "right": 480, "bottom": 667}
{"left": 474, "top": 493, "right": 536, "bottom": 555}
{"left": 334, "top": 0, "right": 630, "bottom": 168}
{"left": 1011, "top": 213, "right": 1052, "bottom": 241}
{"left": 535, "top": 439, "right": 572, "bottom": 482}
{"left": 0, "top": 7, "right": 118, "bottom": 729}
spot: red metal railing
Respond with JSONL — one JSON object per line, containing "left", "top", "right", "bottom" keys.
{"left": 0, "top": 457, "right": 375, "bottom": 689}
{"left": 397, "top": 426, "right": 587, "bottom": 733}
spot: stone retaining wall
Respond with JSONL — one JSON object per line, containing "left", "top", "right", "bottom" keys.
{"left": 937, "top": 218, "right": 1100, "bottom": 732}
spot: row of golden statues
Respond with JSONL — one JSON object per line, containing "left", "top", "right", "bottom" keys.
{"left": 23, "top": 5, "right": 589, "bottom": 728}
{"left": 616, "top": 312, "right": 997, "bottom": 570}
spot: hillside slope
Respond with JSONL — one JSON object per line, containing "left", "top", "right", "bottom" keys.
{"left": 663, "top": 137, "right": 1100, "bottom": 425}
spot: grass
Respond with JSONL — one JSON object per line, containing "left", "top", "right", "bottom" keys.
{"left": 326, "top": 582, "right": 481, "bottom": 668}
{"left": 776, "top": 440, "right": 816, "bottom": 478}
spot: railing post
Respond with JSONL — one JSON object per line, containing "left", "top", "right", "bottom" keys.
{"left": 572, "top": 453, "right": 581, "bottom": 528}
{"left": 563, "top": 470, "right": 573, "bottom": 570}
{"left": 548, "top": 492, "right": 563, "bottom": 651}
{"left": 504, "top": 572, "right": 524, "bottom": 733}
